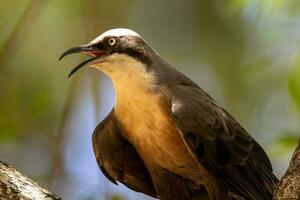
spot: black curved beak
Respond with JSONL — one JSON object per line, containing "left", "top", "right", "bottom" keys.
{"left": 59, "top": 44, "right": 106, "bottom": 77}
{"left": 59, "top": 45, "right": 90, "bottom": 61}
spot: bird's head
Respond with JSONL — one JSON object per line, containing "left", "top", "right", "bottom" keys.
{"left": 59, "top": 28, "right": 157, "bottom": 77}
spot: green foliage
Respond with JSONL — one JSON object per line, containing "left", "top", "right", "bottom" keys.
{"left": 0, "top": 0, "right": 31, "bottom": 49}
{"left": 271, "top": 134, "right": 299, "bottom": 157}
{"left": 277, "top": 135, "right": 298, "bottom": 148}
{"left": 110, "top": 195, "right": 126, "bottom": 200}
{"left": 288, "top": 59, "right": 300, "bottom": 112}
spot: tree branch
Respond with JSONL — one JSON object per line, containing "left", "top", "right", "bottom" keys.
{"left": 0, "top": 160, "right": 62, "bottom": 200}
{"left": 273, "top": 138, "right": 300, "bottom": 200}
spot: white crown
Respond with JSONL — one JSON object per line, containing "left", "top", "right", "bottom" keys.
{"left": 90, "top": 28, "right": 140, "bottom": 44}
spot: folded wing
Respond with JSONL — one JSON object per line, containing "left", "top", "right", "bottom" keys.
{"left": 92, "top": 109, "right": 157, "bottom": 198}
{"left": 168, "top": 84, "right": 278, "bottom": 200}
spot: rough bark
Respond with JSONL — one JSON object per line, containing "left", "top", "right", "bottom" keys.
{"left": 273, "top": 139, "right": 300, "bottom": 200}
{"left": 0, "top": 161, "right": 61, "bottom": 200}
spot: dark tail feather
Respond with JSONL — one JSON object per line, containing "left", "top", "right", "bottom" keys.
{"left": 220, "top": 142, "right": 279, "bottom": 200}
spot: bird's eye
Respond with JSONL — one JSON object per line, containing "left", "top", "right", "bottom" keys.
{"left": 108, "top": 38, "right": 116, "bottom": 46}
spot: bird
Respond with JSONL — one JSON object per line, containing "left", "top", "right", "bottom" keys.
{"left": 59, "top": 28, "right": 279, "bottom": 200}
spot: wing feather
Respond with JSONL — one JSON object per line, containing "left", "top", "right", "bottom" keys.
{"left": 92, "top": 109, "right": 157, "bottom": 198}
{"left": 168, "top": 84, "right": 278, "bottom": 200}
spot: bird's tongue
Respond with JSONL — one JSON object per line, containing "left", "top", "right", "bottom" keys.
{"left": 85, "top": 50, "right": 106, "bottom": 57}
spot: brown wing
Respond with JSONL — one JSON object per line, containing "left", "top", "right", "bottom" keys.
{"left": 168, "top": 84, "right": 278, "bottom": 200}
{"left": 149, "top": 165, "right": 210, "bottom": 200}
{"left": 92, "top": 109, "right": 157, "bottom": 198}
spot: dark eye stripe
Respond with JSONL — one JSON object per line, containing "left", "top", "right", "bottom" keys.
{"left": 93, "top": 42, "right": 104, "bottom": 49}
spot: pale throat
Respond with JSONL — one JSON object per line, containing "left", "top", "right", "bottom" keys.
{"left": 90, "top": 53, "right": 157, "bottom": 109}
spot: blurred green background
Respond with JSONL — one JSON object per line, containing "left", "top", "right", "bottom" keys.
{"left": 0, "top": 0, "right": 299, "bottom": 199}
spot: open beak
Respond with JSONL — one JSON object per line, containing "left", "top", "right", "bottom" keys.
{"left": 59, "top": 44, "right": 106, "bottom": 77}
